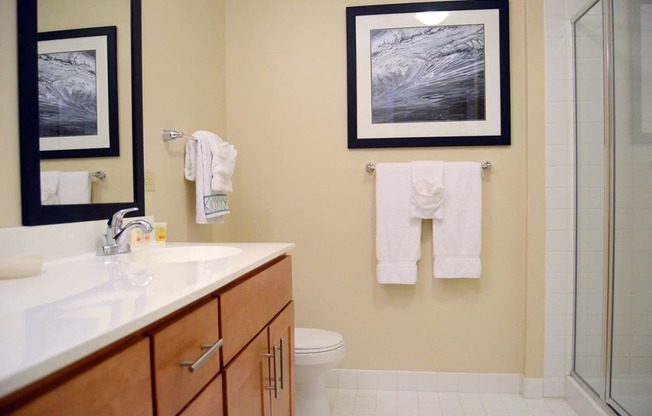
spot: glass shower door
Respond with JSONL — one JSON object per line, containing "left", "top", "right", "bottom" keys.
{"left": 609, "top": 1, "right": 652, "bottom": 414}
{"left": 573, "top": 0, "right": 607, "bottom": 398}
{"left": 573, "top": 1, "right": 652, "bottom": 414}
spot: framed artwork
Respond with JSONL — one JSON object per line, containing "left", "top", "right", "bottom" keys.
{"left": 346, "top": 1, "right": 511, "bottom": 148}
{"left": 38, "top": 26, "right": 119, "bottom": 159}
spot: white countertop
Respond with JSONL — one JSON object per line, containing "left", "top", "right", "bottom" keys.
{"left": 0, "top": 242, "right": 294, "bottom": 398}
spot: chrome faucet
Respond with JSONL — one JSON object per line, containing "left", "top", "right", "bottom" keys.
{"left": 97, "top": 208, "right": 153, "bottom": 256}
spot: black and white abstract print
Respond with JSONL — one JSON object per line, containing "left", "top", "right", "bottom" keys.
{"left": 38, "top": 50, "right": 98, "bottom": 137}
{"left": 371, "top": 24, "right": 486, "bottom": 124}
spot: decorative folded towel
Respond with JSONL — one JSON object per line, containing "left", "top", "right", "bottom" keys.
{"left": 40, "top": 171, "right": 60, "bottom": 205}
{"left": 210, "top": 141, "right": 237, "bottom": 193}
{"left": 410, "top": 161, "right": 444, "bottom": 219}
{"left": 432, "top": 162, "right": 482, "bottom": 278}
{"left": 185, "top": 131, "right": 230, "bottom": 224}
{"left": 375, "top": 163, "right": 422, "bottom": 284}
{"left": 58, "top": 172, "right": 91, "bottom": 204}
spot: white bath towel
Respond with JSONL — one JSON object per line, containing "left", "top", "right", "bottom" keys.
{"left": 432, "top": 162, "right": 482, "bottom": 278}
{"left": 185, "top": 132, "right": 230, "bottom": 224}
{"left": 40, "top": 171, "right": 60, "bottom": 205}
{"left": 375, "top": 163, "right": 422, "bottom": 284}
{"left": 58, "top": 172, "right": 91, "bottom": 204}
{"left": 410, "top": 161, "right": 444, "bottom": 219}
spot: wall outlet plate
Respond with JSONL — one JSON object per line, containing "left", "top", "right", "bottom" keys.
{"left": 144, "top": 171, "right": 156, "bottom": 191}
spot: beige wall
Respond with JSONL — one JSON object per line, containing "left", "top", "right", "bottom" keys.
{"left": 524, "top": 0, "right": 546, "bottom": 379}
{"left": 141, "top": 0, "right": 229, "bottom": 242}
{"left": 225, "top": 0, "right": 545, "bottom": 375}
{"left": 1, "top": 0, "right": 545, "bottom": 376}
{"left": 0, "top": 0, "right": 21, "bottom": 227}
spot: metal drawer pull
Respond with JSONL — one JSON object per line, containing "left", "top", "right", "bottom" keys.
{"left": 264, "top": 346, "right": 280, "bottom": 398}
{"left": 279, "top": 338, "right": 286, "bottom": 390}
{"left": 180, "top": 338, "right": 223, "bottom": 373}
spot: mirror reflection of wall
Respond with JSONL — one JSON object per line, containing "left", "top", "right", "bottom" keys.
{"left": 38, "top": 0, "right": 133, "bottom": 204}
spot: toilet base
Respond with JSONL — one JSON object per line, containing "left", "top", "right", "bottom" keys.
{"left": 295, "top": 377, "right": 330, "bottom": 416}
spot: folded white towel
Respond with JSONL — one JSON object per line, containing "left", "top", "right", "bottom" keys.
{"left": 375, "top": 163, "right": 422, "bottom": 284}
{"left": 40, "top": 171, "right": 61, "bottom": 205}
{"left": 58, "top": 172, "right": 91, "bottom": 204}
{"left": 410, "top": 161, "right": 444, "bottom": 219}
{"left": 432, "top": 162, "right": 482, "bottom": 278}
{"left": 185, "top": 132, "right": 230, "bottom": 224}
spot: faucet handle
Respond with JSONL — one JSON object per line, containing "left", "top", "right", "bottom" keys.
{"left": 110, "top": 207, "right": 140, "bottom": 229}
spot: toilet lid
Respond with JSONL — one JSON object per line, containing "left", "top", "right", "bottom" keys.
{"left": 295, "top": 328, "right": 344, "bottom": 354}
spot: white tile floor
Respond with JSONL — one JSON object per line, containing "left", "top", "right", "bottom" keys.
{"left": 328, "top": 388, "right": 580, "bottom": 416}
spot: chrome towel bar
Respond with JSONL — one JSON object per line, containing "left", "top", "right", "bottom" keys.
{"left": 162, "top": 129, "right": 196, "bottom": 142}
{"left": 365, "top": 161, "right": 492, "bottom": 174}
{"left": 91, "top": 170, "right": 107, "bottom": 180}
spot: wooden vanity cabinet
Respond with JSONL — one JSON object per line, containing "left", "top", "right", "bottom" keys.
{"left": 5, "top": 338, "right": 152, "bottom": 416}
{"left": 0, "top": 254, "right": 293, "bottom": 416}
{"left": 222, "top": 303, "right": 294, "bottom": 416}
{"left": 221, "top": 256, "right": 294, "bottom": 416}
{"left": 151, "top": 254, "right": 294, "bottom": 416}
{"left": 268, "top": 302, "right": 295, "bottom": 416}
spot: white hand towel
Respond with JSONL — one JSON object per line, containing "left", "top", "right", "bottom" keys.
{"left": 58, "top": 172, "right": 91, "bottom": 204}
{"left": 40, "top": 171, "right": 61, "bottom": 205}
{"left": 375, "top": 163, "right": 422, "bottom": 284}
{"left": 410, "top": 161, "right": 444, "bottom": 219}
{"left": 185, "top": 133, "right": 229, "bottom": 224}
{"left": 433, "top": 162, "right": 482, "bottom": 278}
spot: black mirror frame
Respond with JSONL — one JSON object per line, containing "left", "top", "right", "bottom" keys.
{"left": 17, "top": 0, "right": 145, "bottom": 225}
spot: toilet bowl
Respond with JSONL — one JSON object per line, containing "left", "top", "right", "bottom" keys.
{"left": 294, "top": 327, "right": 345, "bottom": 416}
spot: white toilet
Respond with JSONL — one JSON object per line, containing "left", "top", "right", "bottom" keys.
{"left": 294, "top": 327, "right": 345, "bottom": 416}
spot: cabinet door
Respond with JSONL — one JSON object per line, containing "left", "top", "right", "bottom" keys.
{"left": 10, "top": 338, "right": 152, "bottom": 416}
{"left": 224, "top": 328, "right": 272, "bottom": 416}
{"left": 180, "top": 374, "right": 224, "bottom": 416}
{"left": 269, "top": 302, "right": 294, "bottom": 416}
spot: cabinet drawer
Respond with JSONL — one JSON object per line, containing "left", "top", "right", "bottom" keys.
{"left": 180, "top": 374, "right": 224, "bottom": 416}
{"left": 151, "top": 298, "right": 221, "bottom": 416}
{"left": 10, "top": 338, "right": 152, "bottom": 416}
{"left": 220, "top": 256, "right": 292, "bottom": 364}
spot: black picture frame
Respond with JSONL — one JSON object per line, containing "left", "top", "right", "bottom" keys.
{"left": 38, "top": 26, "right": 120, "bottom": 159}
{"left": 346, "top": 0, "right": 511, "bottom": 148}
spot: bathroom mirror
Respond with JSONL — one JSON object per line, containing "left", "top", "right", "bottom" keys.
{"left": 17, "top": 0, "right": 144, "bottom": 225}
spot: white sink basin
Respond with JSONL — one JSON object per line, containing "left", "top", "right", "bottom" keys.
{"left": 123, "top": 245, "right": 242, "bottom": 264}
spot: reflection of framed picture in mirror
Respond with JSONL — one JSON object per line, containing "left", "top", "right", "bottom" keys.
{"left": 38, "top": 26, "right": 119, "bottom": 159}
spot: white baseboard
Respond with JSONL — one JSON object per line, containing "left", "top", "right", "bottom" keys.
{"left": 326, "top": 369, "right": 524, "bottom": 395}
{"left": 522, "top": 377, "right": 544, "bottom": 399}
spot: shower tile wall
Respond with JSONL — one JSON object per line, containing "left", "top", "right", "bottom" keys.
{"left": 543, "top": 0, "right": 587, "bottom": 398}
